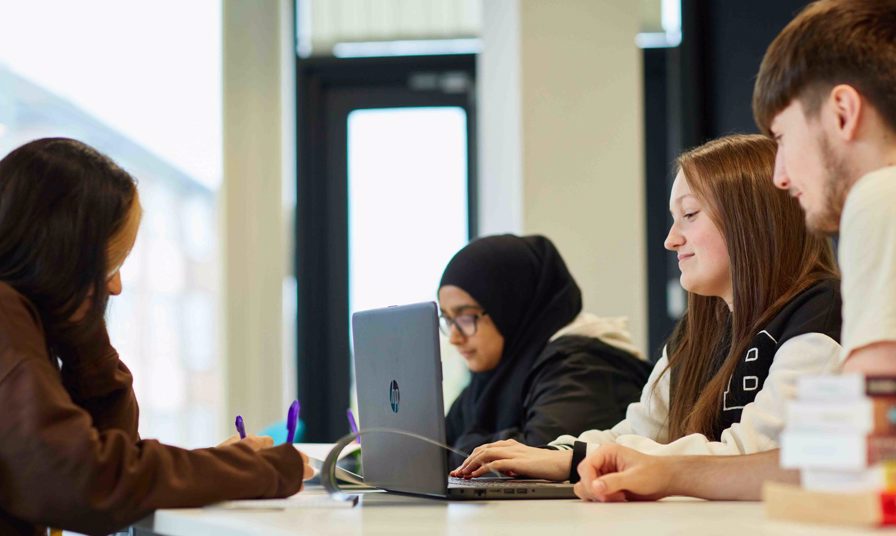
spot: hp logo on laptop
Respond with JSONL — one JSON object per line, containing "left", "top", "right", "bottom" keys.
{"left": 389, "top": 380, "right": 400, "bottom": 413}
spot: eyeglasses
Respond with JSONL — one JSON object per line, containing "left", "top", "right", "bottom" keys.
{"left": 439, "top": 312, "right": 487, "bottom": 338}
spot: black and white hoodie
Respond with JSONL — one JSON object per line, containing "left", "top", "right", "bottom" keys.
{"left": 549, "top": 279, "right": 842, "bottom": 460}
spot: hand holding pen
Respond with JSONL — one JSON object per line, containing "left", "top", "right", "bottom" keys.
{"left": 218, "top": 413, "right": 277, "bottom": 451}
{"left": 216, "top": 428, "right": 273, "bottom": 451}
{"left": 228, "top": 402, "right": 314, "bottom": 486}
{"left": 228, "top": 399, "right": 301, "bottom": 449}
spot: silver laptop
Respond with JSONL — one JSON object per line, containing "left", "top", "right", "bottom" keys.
{"left": 351, "top": 301, "right": 576, "bottom": 500}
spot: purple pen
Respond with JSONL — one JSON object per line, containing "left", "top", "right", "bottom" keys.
{"left": 235, "top": 415, "right": 246, "bottom": 439}
{"left": 286, "top": 400, "right": 300, "bottom": 444}
{"left": 346, "top": 408, "right": 361, "bottom": 444}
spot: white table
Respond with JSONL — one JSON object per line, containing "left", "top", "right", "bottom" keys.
{"left": 132, "top": 486, "right": 891, "bottom": 536}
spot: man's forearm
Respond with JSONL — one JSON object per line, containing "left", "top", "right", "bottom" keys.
{"left": 842, "top": 341, "right": 896, "bottom": 375}
{"left": 666, "top": 450, "right": 795, "bottom": 500}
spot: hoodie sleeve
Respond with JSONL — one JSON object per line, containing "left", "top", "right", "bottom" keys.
{"left": 550, "top": 333, "right": 841, "bottom": 457}
{"left": 0, "top": 289, "right": 304, "bottom": 536}
{"left": 601, "top": 332, "right": 841, "bottom": 456}
{"left": 57, "top": 322, "right": 140, "bottom": 441}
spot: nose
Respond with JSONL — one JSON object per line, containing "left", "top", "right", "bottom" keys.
{"left": 772, "top": 149, "right": 790, "bottom": 190}
{"left": 107, "top": 271, "right": 123, "bottom": 296}
{"left": 664, "top": 222, "right": 684, "bottom": 251}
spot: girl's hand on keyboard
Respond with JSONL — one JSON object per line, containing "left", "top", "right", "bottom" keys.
{"left": 450, "top": 439, "right": 572, "bottom": 480}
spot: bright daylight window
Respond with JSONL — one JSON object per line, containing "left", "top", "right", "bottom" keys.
{"left": 348, "top": 107, "right": 471, "bottom": 406}
{"left": 0, "top": 0, "right": 222, "bottom": 447}
{"left": 348, "top": 107, "right": 469, "bottom": 313}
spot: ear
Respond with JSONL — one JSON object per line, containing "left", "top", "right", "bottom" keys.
{"left": 827, "top": 84, "right": 863, "bottom": 142}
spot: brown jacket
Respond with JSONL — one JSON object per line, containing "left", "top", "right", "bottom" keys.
{"left": 0, "top": 282, "right": 304, "bottom": 535}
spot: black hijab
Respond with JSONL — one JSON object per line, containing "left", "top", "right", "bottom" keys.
{"left": 439, "top": 234, "right": 582, "bottom": 439}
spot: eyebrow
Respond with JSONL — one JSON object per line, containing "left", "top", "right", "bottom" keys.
{"left": 440, "top": 304, "right": 483, "bottom": 316}
{"left": 669, "top": 193, "right": 698, "bottom": 211}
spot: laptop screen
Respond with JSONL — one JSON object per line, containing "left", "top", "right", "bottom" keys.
{"left": 352, "top": 302, "right": 450, "bottom": 497}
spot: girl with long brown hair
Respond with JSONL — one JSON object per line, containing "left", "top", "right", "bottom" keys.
{"left": 0, "top": 138, "right": 312, "bottom": 535}
{"left": 451, "top": 134, "right": 842, "bottom": 482}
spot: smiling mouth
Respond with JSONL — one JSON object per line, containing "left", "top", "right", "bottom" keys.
{"left": 678, "top": 254, "right": 694, "bottom": 262}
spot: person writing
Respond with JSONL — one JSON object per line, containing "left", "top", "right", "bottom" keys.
{"left": 0, "top": 138, "right": 313, "bottom": 535}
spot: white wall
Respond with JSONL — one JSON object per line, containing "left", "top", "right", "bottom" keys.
{"left": 479, "top": 0, "right": 647, "bottom": 352}
{"left": 477, "top": 0, "right": 524, "bottom": 235}
{"left": 222, "top": 0, "right": 295, "bottom": 433}
{"left": 219, "top": 0, "right": 648, "bottom": 428}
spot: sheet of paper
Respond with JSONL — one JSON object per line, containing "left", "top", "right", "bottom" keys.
{"left": 294, "top": 442, "right": 359, "bottom": 461}
{"left": 294, "top": 443, "right": 366, "bottom": 486}
{"left": 208, "top": 492, "right": 358, "bottom": 510}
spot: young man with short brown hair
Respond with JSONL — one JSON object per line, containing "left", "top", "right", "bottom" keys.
{"left": 575, "top": 0, "right": 896, "bottom": 502}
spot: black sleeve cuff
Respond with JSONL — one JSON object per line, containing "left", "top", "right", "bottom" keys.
{"left": 568, "top": 441, "right": 588, "bottom": 483}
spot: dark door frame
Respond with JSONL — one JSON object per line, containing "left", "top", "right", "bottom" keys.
{"left": 295, "top": 54, "right": 477, "bottom": 441}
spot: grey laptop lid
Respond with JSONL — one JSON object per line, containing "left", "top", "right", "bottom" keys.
{"left": 351, "top": 301, "right": 577, "bottom": 500}
{"left": 352, "top": 302, "right": 449, "bottom": 498}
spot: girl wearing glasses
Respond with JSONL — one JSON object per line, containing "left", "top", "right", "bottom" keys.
{"left": 438, "top": 234, "right": 652, "bottom": 467}
{"left": 451, "top": 134, "right": 842, "bottom": 483}
{"left": 0, "top": 139, "right": 312, "bottom": 535}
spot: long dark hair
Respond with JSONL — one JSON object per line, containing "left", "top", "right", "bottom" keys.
{"left": 662, "top": 134, "right": 838, "bottom": 439}
{"left": 0, "top": 138, "right": 140, "bottom": 351}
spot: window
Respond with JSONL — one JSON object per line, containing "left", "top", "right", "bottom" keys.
{"left": 0, "top": 0, "right": 222, "bottom": 447}
{"left": 296, "top": 55, "right": 476, "bottom": 440}
{"left": 348, "top": 107, "right": 469, "bottom": 314}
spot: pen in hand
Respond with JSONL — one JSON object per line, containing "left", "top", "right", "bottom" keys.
{"left": 347, "top": 408, "right": 361, "bottom": 444}
{"left": 286, "top": 400, "right": 300, "bottom": 444}
{"left": 222, "top": 415, "right": 272, "bottom": 451}
{"left": 235, "top": 415, "right": 246, "bottom": 439}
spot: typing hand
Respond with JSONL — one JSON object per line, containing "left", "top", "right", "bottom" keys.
{"left": 450, "top": 439, "right": 572, "bottom": 480}
{"left": 574, "top": 444, "right": 671, "bottom": 502}
{"left": 218, "top": 434, "right": 275, "bottom": 451}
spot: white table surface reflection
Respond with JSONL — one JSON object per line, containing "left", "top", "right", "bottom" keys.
{"left": 133, "top": 486, "right": 889, "bottom": 536}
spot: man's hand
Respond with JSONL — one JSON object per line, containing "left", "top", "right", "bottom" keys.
{"left": 574, "top": 444, "right": 674, "bottom": 502}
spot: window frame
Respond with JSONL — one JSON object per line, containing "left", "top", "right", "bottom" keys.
{"left": 295, "top": 54, "right": 477, "bottom": 440}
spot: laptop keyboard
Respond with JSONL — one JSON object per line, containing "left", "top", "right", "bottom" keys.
{"left": 448, "top": 476, "right": 569, "bottom": 489}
